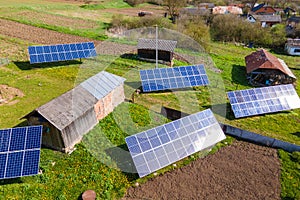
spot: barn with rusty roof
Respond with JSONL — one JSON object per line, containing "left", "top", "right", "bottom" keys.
{"left": 24, "top": 71, "right": 125, "bottom": 152}
{"left": 137, "top": 38, "right": 177, "bottom": 65}
{"left": 245, "top": 49, "right": 296, "bottom": 86}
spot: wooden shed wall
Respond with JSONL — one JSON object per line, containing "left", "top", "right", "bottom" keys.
{"left": 61, "top": 107, "right": 97, "bottom": 152}
{"left": 26, "top": 114, "right": 65, "bottom": 151}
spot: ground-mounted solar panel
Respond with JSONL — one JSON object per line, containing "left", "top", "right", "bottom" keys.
{"left": 125, "top": 109, "right": 226, "bottom": 177}
{"left": 139, "top": 64, "right": 209, "bottom": 92}
{"left": 28, "top": 42, "right": 97, "bottom": 64}
{"left": 227, "top": 84, "right": 300, "bottom": 118}
{"left": 0, "top": 126, "right": 42, "bottom": 179}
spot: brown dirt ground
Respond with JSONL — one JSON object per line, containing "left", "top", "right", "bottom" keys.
{"left": 0, "top": 84, "right": 24, "bottom": 105}
{"left": 0, "top": 19, "right": 98, "bottom": 45}
{"left": 122, "top": 140, "right": 281, "bottom": 200}
{"left": 1, "top": 10, "right": 98, "bottom": 29}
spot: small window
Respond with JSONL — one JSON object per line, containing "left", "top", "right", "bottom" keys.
{"left": 294, "top": 49, "right": 300, "bottom": 53}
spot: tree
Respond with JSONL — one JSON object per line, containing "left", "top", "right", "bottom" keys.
{"left": 163, "top": 0, "right": 187, "bottom": 23}
{"left": 177, "top": 16, "right": 211, "bottom": 51}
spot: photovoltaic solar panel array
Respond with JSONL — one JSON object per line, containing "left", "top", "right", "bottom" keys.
{"left": 0, "top": 126, "right": 42, "bottom": 179}
{"left": 28, "top": 42, "right": 97, "bottom": 64}
{"left": 125, "top": 109, "right": 226, "bottom": 177}
{"left": 139, "top": 65, "right": 209, "bottom": 92}
{"left": 227, "top": 84, "right": 300, "bottom": 118}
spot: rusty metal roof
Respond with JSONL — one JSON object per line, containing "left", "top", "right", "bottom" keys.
{"left": 137, "top": 38, "right": 177, "bottom": 52}
{"left": 245, "top": 49, "right": 296, "bottom": 79}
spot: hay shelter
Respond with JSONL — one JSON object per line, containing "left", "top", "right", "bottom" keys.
{"left": 137, "top": 38, "right": 177, "bottom": 65}
{"left": 24, "top": 71, "right": 125, "bottom": 152}
{"left": 245, "top": 49, "right": 296, "bottom": 86}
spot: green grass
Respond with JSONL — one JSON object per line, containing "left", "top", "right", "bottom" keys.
{"left": 80, "top": 0, "right": 131, "bottom": 10}
{"left": 0, "top": 2, "right": 299, "bottom": 198}
{"left": 0, "top": 62, "right": 79, "bottom": 128}
{"left": 0, "top": 143, "right": 130, "bottom": 199}
{"left": 279, "top": 150, "right": 300, "bottom": 200}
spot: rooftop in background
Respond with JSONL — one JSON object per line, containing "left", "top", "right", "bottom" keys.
{"left": 287, "top": 38, "right": 300, "bottom": 47}
{"left": 137, "top": 38, "right": 177, "bottom": 52}
{"left": 251, "top": 3, "right": 265, "bottom": 12}
{"left": 245, "top": 49, "right": 296, "bottom": 79}
{"left": 180, "top": 7, "right": 210, "bottom": 16}
{"left": 287, "top": 16, "right": 300, "bottom": 23}
{"left": 212, "top": 6, "right": 243, "bottom": 15}
{"left": 252, "top": 14, "right": 282, "bottom": 22}
{"left": 198, "top": 3, "right": 215, "bottom": 9}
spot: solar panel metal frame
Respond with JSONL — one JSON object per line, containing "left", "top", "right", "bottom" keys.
{"left": 125, "top": 109, "right": 226, "bottom": 177}
{"left": 227, "top": 84, "right": 300, "bottom": 118}
{"left": 28, "top": 42, "right": 97, "bottom": 64}
{"left": 139, "top": 64, "right": 209, "bottom": 92}
{"left": 0, "top": 126, "right": 42, "bottom": 179}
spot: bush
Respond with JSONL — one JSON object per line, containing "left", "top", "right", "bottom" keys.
{"left": 210, "top": 14, "right": 286, "bottom": 49}
{"left": 177, "top": 16, "right": 211, "bottom": 51}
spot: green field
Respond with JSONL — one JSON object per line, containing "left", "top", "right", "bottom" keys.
{"left": 0, "top": 0, "right": 299, "bottom": 199}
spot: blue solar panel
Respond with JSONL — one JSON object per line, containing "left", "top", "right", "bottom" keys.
{"left": 125, "top": 109, "right": 226, "bottom": 177}
{"left": 0, "top": 126, "right": 42, "bottom": 179}
{"left": 227, "top": 84, "right": 300, "bottom": 118}
{"left": 140, "top": 64, "right": 209, "bottom": 92}
{"left": 28, "top": 42, "right": 97, "bottom": 64}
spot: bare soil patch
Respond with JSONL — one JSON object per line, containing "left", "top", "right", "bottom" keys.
{"left": 0, "top": 85, "right": 24, "bottom": 105}
{"left": 0, "top": 19, "right": 97, "bottom": 45}
{"left": 0, "top": 37, "right": 28, "bottom": 61}
{"left": 2, "top": 10, "right": 97, "bottom": 29}
{"left": 122, "top": 140, "right": 281, "bottom": 200}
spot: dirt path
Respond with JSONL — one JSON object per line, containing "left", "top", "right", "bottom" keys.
{"left": 122, "top": 140, "right": 281, "bottom": 200}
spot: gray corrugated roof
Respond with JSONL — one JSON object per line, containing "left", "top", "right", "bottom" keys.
{"left": 137, "top": 38, "right": 177, "bottom": 52}
{"left": 252, "top": 14, "right": 281, "bottom": 22}
{"left": 36, "top": 86, "right": 98, "bottom": 130}
{"left": 80, "top": 71, "right": 126, "bottom": 100}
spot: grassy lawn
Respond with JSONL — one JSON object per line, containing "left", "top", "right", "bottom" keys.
{"left": 0, "top": 0, "right": 299, "bottom": 199}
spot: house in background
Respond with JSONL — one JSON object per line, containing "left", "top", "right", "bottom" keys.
{"left": 137, "top": 38, "right": 177, "bottom": 65}
{"left": 285, "top": 39, "right": 300, "bottom": 56}
{"left": 212, "top": 6, "right": 243, "bottom": 15}
{"left": 245, "top": 49, "right": 296, "bottom": 86}
{"left": 247, "top": 14, "right": 281, "bottom": 27}
{"left": 287, "top": 16, "right": 300, "bottom": 28}
{"left": 198, "top": 3, "right": 215, "bottom": 9}
{"left": 251, "top": 3, "right": 276, "bottom": 15}
{"left": 180, "top": 7, "right": 210, "bottom": 17}
{"left": 24, "top": 71, "right": 126, "bottom": 152}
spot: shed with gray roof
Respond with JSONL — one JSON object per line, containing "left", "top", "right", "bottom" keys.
{"left": 137, "top": 38, "right": 177, "bottom": 64}
{"left": 24, "top": 71, "right": 125, "bottom": 152}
